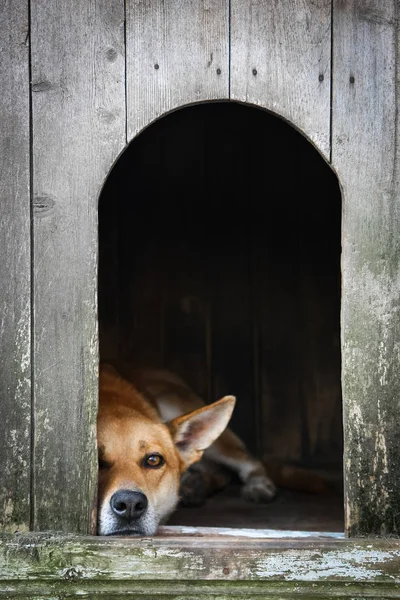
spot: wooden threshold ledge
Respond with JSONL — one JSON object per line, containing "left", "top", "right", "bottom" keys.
{"left": 1, "top": 527, "right": 400, "bottom": 599}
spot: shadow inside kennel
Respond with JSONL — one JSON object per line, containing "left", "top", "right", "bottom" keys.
{"left": 98, "top": 102, "right": 343, "bottom": 532}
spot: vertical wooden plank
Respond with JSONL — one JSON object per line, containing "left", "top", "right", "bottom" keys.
{"left": 159, "top": 108, "right": 210, "bottom": 398}
{"left": 0, "top": 0, "right": 31, "bottom": 532}
{"left": 116, "top": 122, "right": 166, "bottom": 367}
{"left": 207, "top": 104, "right": 256, "bottom": 451}
{"left": 163, "top": 275, "right": 210, "bottom": 400}
{"left": 126, "top": 0, "right": 229, "bottom": 139}
{"left": 126, "top": 249, "right": 165, "bottom": 367}
{"left": 212, "top": 255, "right": 256, "bottom": 450}
{"left": 231, "top": 0, "right": 332, "bottom": 159}
{"left": 98, "top": 155, "right": 121, "bottom": 358}
{"left": 31, "top": 0, "right": 125, "bottom": 532}
{"left": 98, "top": 180, "right": 121, "bottom": 362}
{"left": 332, "top": 0, "right": 400, "bottom": 536}
{"left": 244, "top": 104, "right": 342, "bottom": 469}
{"left": 255, "top": 251, "right": 305, "bottom": 464}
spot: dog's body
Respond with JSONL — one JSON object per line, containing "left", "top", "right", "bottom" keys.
{"left": 97, "top": 364, "right": 276, "bottom": 536}
{"left": 127, "top": 367, "right": 276, "bottom": 502}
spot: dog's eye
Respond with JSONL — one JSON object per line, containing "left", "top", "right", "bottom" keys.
{"left": 143, "top": 453, "right": 165, "bottom": 469}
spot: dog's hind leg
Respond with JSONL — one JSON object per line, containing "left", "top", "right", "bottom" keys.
{"left": 204, "top": 428, "right": 276, "bottom": 503}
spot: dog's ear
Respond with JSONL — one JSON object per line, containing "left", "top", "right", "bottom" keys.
{"left": 167, "top": 396, "right": 236, "bottom": 468}
{"left": 99, "top": 363, "right": 119, "bottom": 376}
{"left": 99, "top": 363, "right": 121, "bottom": 389}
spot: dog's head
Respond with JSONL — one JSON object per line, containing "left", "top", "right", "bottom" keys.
{"left": 97, "top": 365, "right": 235, "bottom": 536}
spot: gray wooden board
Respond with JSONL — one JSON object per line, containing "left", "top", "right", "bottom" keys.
{"left": 332, "top": 0, "right": 400, "bottom": 536}
{"left": 0, "top": 0, "right": 31, "bottom": 533}
{"left": 230, "top": 0, "right": 332, "bottom": 159}
{"left": 126, "top": 0, "right": 229, "bottom": 139}
{"left": 2, "top": 532, "right": 400, "bottom": 599}
{"left": 30, "top": 0, "right": 126, "bottom": 533}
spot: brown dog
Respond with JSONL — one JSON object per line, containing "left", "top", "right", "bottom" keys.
{"left": 97, "top": 364, "right": 276, "bottom": 536}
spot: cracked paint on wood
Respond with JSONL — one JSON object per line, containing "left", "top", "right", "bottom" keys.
{"left": 332, "top": 0, "right": 400, "bottom": 536}
{"left": 1, "top": 533, "right": 400, "bottom": 598}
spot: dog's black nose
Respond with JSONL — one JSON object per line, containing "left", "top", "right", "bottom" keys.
{"left": 110, "top": 490, "right": 148, "bottom": 520}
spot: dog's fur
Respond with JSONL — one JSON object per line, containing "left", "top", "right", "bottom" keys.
{"left": 97, "top": 364, "right": 276, "bottom": 536}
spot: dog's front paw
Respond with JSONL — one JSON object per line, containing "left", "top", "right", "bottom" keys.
{"left": 242, "top": 476, "right": 276, "bottom": 503}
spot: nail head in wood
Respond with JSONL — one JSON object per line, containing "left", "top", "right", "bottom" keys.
{"left": 106, "top": 48, "right": 118, "bottom": 62}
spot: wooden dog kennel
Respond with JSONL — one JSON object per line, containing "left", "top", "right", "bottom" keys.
{"left": 1, "top": 0, "right": 399, "bottom": 597}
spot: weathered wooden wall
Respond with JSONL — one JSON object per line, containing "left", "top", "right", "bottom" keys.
{"left": 126, "top": 0, "right": 229, "bottom": 138}
{"left": 332, "top": 0, "right": 400, "bottom": 536}
{"left": 30, "top": 0, "right": 126, "bottom": 532}
{"left": 231, "top": 0, "right": 332, "bottom": 159}
{"left": 1, "top": 0, "right": 399, "bottom": 538}
{"left": 0, "top": 0, "right": 31, "bottom": 533}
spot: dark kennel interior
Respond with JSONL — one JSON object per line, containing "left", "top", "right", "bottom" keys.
{"left": 98, "top": 102, "right": 343, "bottom": 532}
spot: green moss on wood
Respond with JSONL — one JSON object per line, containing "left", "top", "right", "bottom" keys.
{"left": 2, "top": 533, "right": 400, "bottom": 597}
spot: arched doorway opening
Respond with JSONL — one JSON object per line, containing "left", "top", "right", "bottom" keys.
{"left": 98, "top": 102, "right": 343, "bottom": 531}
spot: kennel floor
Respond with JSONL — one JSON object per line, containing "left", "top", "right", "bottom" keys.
{"left": 168, "top": 484, "right": 344, "bottom": 532}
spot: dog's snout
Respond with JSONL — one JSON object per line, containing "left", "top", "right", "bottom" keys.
{"left": 110, "top": 490, "right": 148, "bottom": 520}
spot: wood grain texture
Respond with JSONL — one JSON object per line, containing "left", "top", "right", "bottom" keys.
{"left": 0, "top": 0, "right": 31, "bottom": 533}
{"left": 126, "top": 0, "right": 229, "bottom": 140}
{"left": 230, "top": 0, "right": 331, "bottom": 159}
{"left": 332, "top": 0, "right": 400, "bottom": 536}
{"left": 2, "top": 532, "right": 400, "bottom": 599}
{"left": 30, "top": 0, "right": 126, "bottom": 533}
